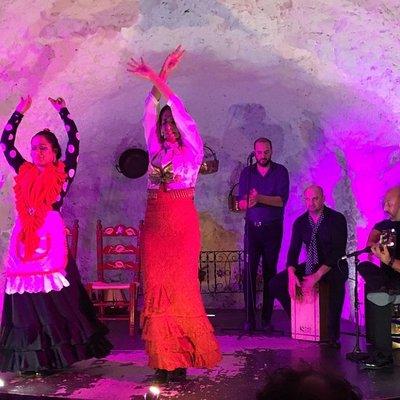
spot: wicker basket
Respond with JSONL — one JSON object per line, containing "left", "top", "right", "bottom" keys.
{"left": 228, "top": 182, "right": 241, "bottom": 212}
{"left": 199, "top": 145, "right": 219, "bottom": 175}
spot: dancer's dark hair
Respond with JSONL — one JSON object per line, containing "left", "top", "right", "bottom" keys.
{"left": 33, "top": 129, "right": 62, "bottom": 160}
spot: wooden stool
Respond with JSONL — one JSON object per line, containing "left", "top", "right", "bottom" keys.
{"left": 291, "top": 281, "right": 329, "bottom": 341}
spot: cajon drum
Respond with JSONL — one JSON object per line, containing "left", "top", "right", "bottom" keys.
{"left": 291, "top": 281, "right": 329, "bottom": 341}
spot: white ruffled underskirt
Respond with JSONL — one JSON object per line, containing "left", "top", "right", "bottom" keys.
{"left": 5, "top": 272, "right": 70, "bottom": 295}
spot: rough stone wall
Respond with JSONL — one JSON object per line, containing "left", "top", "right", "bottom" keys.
{"left": 1, "top": 1, "right": 400, "bottom": 317}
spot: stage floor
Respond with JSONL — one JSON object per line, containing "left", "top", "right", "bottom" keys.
{"left": 1, "top": 310, "right": 400, "bottom": 400}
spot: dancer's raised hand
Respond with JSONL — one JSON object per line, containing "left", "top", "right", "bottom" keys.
{"left": 15, "top": 95, "right": 32, "bottom": 114}
{"left": 161, "top": 45, "right": 185, "bottom": 78}
{"left": 127, "top": 57, "right": 155, "bottom": 80}
{"left": 48, "top": 97, "right": 66, "bottom": 112}
{"left": 128, "top": 56, "right": 174, "bottom": 100}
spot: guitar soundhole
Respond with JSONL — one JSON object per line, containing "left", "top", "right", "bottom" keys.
{"left": 380, "top": 229, "right": 397, "bottom": 249}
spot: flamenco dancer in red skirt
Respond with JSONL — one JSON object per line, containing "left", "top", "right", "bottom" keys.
{"left": 0, "top": 96, "right": 112, "bottom": 376}
{"left": 127, "top": 47, "right": 221, "bottom": 383}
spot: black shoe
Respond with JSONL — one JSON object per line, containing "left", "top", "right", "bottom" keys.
{"left": 18, "top": 371, "right": 38, "bottom": 378}
{"left": 39, "top": 369, "right": 56, "bottom": 376}
{"left": 19, "top": 370, "right": 55, "bottom": 378}
{"left": 360, "top": 358, "right": 393, "bottom": 370}
{"left": 153, "top": 369, "right": 169, "bottom": 383}
{"left": 243, "top": 320, "right": 256, "bottom": 332}
{"left": 169, "top": 368, "right": 187, "bottom": 382}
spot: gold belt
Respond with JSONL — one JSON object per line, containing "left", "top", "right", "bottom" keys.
{"left": 147, "top": 188, "right": 195, "bottom": 200}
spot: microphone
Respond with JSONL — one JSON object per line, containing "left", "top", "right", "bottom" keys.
{"left": 340, "top": 246, "right": 371, "bottom": 260}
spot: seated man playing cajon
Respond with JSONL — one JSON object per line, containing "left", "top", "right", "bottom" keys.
{"left": 269, "top": 185, "right": 348, "bottom": 348}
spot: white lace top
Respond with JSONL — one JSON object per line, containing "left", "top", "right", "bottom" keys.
{"left": 143, "top": 92, "right": 204, "bottom": 190}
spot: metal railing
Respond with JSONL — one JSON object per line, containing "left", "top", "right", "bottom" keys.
{"left": 199, "top": 250, "right": 263, "bottom": 294}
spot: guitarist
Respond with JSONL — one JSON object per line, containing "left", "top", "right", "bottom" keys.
{"left": 359, "top": 186, "right": 400, "bottom": 369}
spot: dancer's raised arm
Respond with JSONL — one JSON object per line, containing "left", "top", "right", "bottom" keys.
{"left": 1, "top": 96, "right": 31, "bottom": 173}
{"left": 128, "top": 56, "right": 203, "bottom": 160}
{"left": 151, "top": 45, "right": 185, "bottom": 101}
{"left": 135, "top": 48, "right": 184, "bottom": 157}
{"left": 48, "top": 97, "right": 80, "bottom": 207}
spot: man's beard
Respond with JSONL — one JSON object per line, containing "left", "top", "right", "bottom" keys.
{"left": 257, "top": 158, "right": 271, "bottom": 167}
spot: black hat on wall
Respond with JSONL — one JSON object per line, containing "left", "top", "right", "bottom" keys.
{"left": 116, "top": 148, "right": 149, "bottom": 179}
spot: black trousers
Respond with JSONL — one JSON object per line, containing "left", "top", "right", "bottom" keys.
{"left": 243, "top": 220, "right": 283, "bottom": 324}
{"left": 269, "top": 264, "right": 347, "bottom": 340}
{"left": 358, "top": 261, "right": 400, "bottom": 360}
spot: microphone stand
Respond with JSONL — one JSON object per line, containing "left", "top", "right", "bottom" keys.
{"left": 242, "top": 154, "right": 255, "bottom": 335}
{"left": 223, "top": 158, "right": 255, "bottom": 336}
{"left": 346, "top": 254, "right": 369, "bottom": 362}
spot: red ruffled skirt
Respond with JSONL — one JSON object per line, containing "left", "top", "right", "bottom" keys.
{"left": 141, "top": 188, "right": 221, "bottom": 371}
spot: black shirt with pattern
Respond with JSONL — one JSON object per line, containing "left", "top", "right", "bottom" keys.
{"left": 286, "top": 205, "right": 348, "bottom": 276}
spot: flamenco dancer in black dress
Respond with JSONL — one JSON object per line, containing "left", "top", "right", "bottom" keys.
{"left": 0, "top": 95, "right": 112, "bottom": 375}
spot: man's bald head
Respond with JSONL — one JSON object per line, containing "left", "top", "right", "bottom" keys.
{"left": 304, "top": 185, "right": 325, "bottom": 215}
{"left": 384, "top": 186, "right": 400, "bottom": 220}
{"left": 304, "top": 185, "right": 324, "bottom": 198}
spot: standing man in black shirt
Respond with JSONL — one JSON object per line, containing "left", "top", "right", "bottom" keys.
{"left": 238, "top": 137, "right": 289, "bottom": 333}
{"left": 269, "top": 185, "right": 348, "bottom": 348}
{"left": 359, "top": 186, "right": 400, "bottom": 369}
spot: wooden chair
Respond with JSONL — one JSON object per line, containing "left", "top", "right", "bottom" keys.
{"left": 86, "top": 219, "right": 143, "bottom": 336}
{"left": 65, "top": 219, "right": 79, "bottom": 259}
